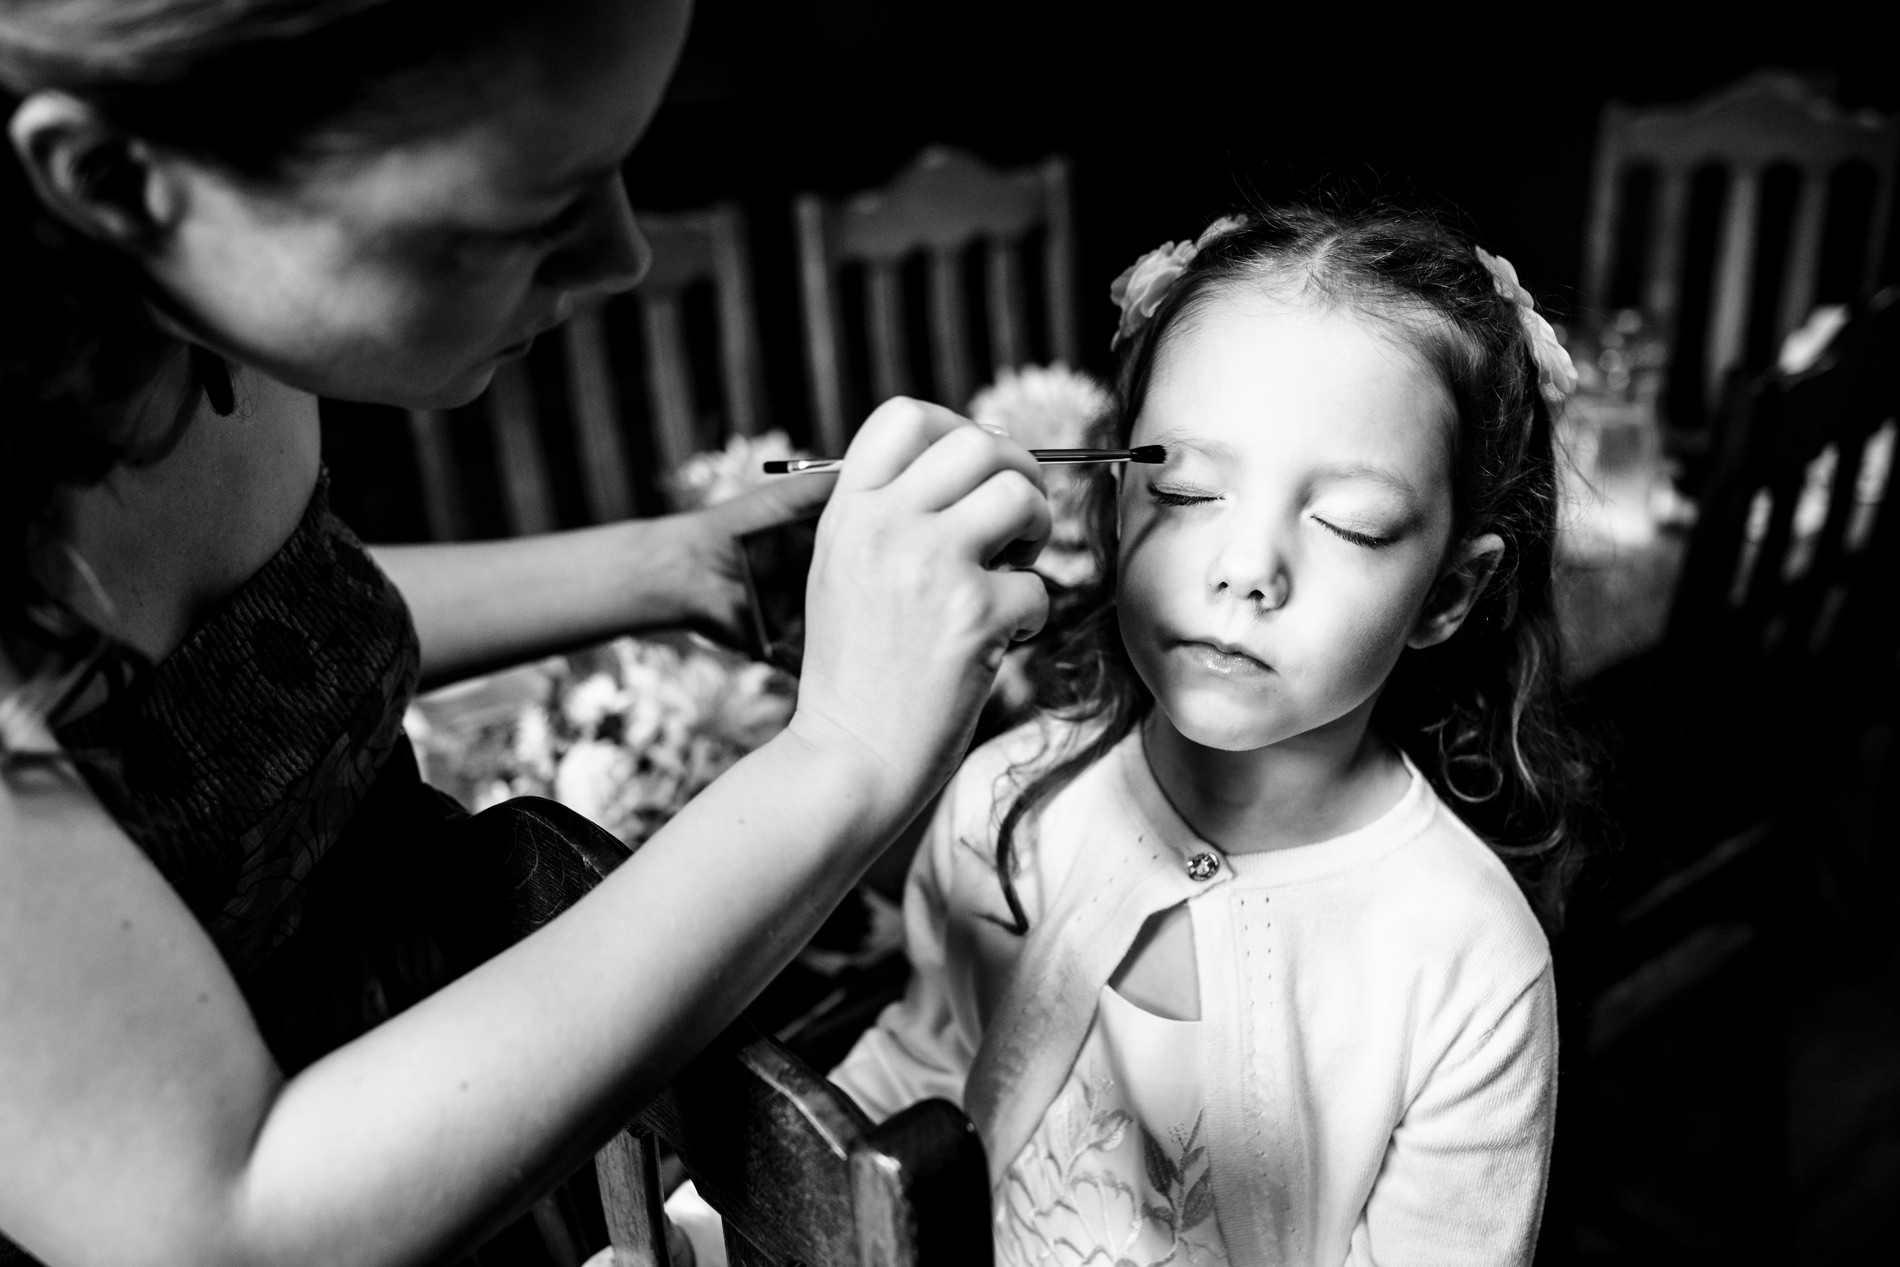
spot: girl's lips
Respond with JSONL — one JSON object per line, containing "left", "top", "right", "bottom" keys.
{"left": 1182, "top": 640, "right": 1272, "bottom": 677}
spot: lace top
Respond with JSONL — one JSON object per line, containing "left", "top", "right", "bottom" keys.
{"left": 53, "top": 470, "right": 420, "bottom": 977}
{"left": 994, "top": 984, "right": 1225, "bottom": 1267}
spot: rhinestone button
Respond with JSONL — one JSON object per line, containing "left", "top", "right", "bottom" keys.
{"left": 1186, "top": 851, "right": 1220, "bottom": 881}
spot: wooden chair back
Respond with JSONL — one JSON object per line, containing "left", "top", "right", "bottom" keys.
{"left": 593, "top": 1021, "right": 991, "bottom": 1267}
{"left": 406, "top": 202, "right": 766, "bottom": 539}
{"left": 794, "top": 146, "right": 1079, "bottom": 455}
{"left": 1581, "top": 70, "right": 1897, "bottom": 424}
{"left": 1660, "top": 285, "right": 1900, "bottom": 783}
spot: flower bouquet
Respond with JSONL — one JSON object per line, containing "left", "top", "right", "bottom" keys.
{"left": 408, "top": 633, "right": 795, "bottom": 849}
{"left": 967, "top": 362, "right": 1113, "bottom": 590}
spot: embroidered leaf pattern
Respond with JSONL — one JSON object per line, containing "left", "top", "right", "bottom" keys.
{"left": 996, "top": 1064, "right": 1228, "bottom": 1266}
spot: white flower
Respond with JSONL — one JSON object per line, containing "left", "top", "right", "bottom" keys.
{"left": 967, "top": 363, "right": 1112, "bottom": 448}
{"left": 553, "top": 739, "right": 635, "bottom": 827}
{"left": 561, "top": 673, "right": 623, "bottom": 732}
{"left": 1475, "top": 247, "right": 1579, "bottom": 405}
{"left": 1107, "top": 214, "right": 1247, "bottom": 350}
{"left": 1109, "top": 239, "right": 1196, "bottom": 350}
{"left": 665, "top": 430, "right": 802, "bottom": 511}
{"left": 510, "top": 705, "right": 558, "bottom": 782}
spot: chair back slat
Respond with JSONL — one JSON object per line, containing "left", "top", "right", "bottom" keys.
{"left": 1706, "top": 164, "right": 1762, "bottom": 403}
{"left": 638, "top": 294, "right": 700, "bottom": 478}
{"left": 563, "top": 308, "right": 636, "bottom": 523}
{"left": 986, "top": 242, "right": 1027, "bottom": 371}
{"left": 1777, "top": 171, "right": 1830, "bottom": 339}
{"left": 866, "top": 259, "right": 910, "bottom": 402}
{"left": 595, "top": 1130, "right": 672, "bottom": 1267}
{"left": 593, "top": 1021, "right": 992, "bottom": 1267}
{"left": 1040, "top": 156, "right": 1080, "bottom": 365}
{"left": 795, "top": 194, "right": 849, "bottom": 456}
{"left": 407, "top": 408, "right": 471, "bottom": 540}
{"left": 928, "top": 246, "right": 973, "bottom": 412}
{"left": 485, "top": 359, "right": 558, "bottom": 535}
{"left": 797, "top": 147, "right": 1079, "bottom": 447}
{"left": 1664, "top": 287, "right": 1900, "bottom": 739}
{"left": 1641, "top": 167, "right": 1692, "bottom": 327}
{"left": 707, "top": 209, "right": 765, "bottom": 438}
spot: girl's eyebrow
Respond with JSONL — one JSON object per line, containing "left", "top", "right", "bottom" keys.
{"left": 1146, "top": 430, "right": 1236, "bottom": 462}
{"left": 1308, "top": 462, "right": 1421, "bottom": 502}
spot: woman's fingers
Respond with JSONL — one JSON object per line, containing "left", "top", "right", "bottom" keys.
{"left": 944, "top": 466, "right": 1054, "bottom": 573}
{"left": 830, "top": 397, "right": 985, "bottom": 493}
{"left": 787, "top": 398, "right": 1054, "bottom": 817}
{"left": 887, "top": 419, "right": 1045, "bottom": 514}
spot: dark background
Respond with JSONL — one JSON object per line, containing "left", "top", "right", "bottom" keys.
{"left": 326, "top": 1, "right": 1900, "bottom": 540}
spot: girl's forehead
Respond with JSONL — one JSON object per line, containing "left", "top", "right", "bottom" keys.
{"left": 1142, "top": 294, "right": 1456, "bottom": 464}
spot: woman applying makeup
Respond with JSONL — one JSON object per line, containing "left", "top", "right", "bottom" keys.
{"left": 0, "top": 2, "right": 1050, "bottom": 1263}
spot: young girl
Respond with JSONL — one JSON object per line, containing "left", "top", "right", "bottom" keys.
{"left": 819, "top": 203, "right": 1597, "bottom": 1266}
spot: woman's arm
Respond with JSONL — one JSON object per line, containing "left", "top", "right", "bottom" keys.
{"left": 0, "top": 402, "right": 1050, "bottom": 1267}
{"left": 373, "top": 468, "right": 830, "bottom": 688}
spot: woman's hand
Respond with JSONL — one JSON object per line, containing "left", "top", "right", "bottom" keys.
{"left": 786, "top": 398, "right": 1051, "bottom": 817}
{"left": 668, "top": 469, "right": 835, "bottom": 650}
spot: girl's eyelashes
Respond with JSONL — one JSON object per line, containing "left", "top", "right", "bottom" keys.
{"left": 1147, "top": 479, "right": 1395, "bottom": 548}
{"left": 1315, "top": 518, "right": 1392, "bottom": 549}
{"left": 1149, "top": 485, "right": 1219, "bottom": 507}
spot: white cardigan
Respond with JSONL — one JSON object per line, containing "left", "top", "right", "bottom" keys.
{"left": 831, "top": 720, "right": 1557, "bottom": 1266}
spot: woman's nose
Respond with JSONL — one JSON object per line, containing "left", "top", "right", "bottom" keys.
{"left": 542, "top": 175, "right": 651, "bottom": 299}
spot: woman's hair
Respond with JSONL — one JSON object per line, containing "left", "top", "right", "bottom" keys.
{"left": 995, "top": 199, "right": 1605, "bottom": 935}
{"left": 0, "top": 0, "right": 557, "bottom": 762}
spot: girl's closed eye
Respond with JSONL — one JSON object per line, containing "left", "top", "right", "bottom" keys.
{"left": 1313, "top": 516, "right": 1394, "bottom": 549}
{"left": 1149, "top": 484, "right": 1220, "bottom": 508}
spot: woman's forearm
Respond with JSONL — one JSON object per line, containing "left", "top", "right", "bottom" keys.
{"left": 235, "top": 729, "right": 902, "bottom": 1263}
{"left": 371, "top": 517, "right": 705, "bottom": 685}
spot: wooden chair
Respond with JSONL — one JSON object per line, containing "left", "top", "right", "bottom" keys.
{"left": 1659, "top": 283, "right": 1900, "bottom": 813}
{"left": 794, "top": 147, "right": 1079, "bottom": 455}
{"left": 1546, "top": 287, "right": 1900, "bottom": 1262}
{"left": 1580, "top": 69, "right": 1897, "bottom": 433}
{"left": 406, "top": 202, "right": 767, "bottom": 539}
{"left": 588, "top": 1020, "right": 992, "bottom": 1267}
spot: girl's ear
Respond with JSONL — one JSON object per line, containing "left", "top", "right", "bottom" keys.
{"left": 1408, "top": 532, "right": 1504, "bottom": 649}
{"left": 7, "top": 92, "right": 186, "bottom": 252}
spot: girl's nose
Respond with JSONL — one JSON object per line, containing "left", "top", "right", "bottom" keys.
{"left": 542, "top": 175, "right": 651, "bottom": 299}
{"left": 1209, "top": 533, "right": 1289, "bottom": 612}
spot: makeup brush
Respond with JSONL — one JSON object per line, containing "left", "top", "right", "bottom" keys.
{"left": 763, "top": 445, "right": 1165, "bottom": 475}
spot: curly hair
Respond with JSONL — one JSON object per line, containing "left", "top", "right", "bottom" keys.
{"left": 993, "top": 199, "right": 1606, "bottom": 936}
{"left": 0, "top": 0, "right": 553, "bottom": 767}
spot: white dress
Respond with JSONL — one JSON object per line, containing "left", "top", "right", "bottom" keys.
{"left": 995, "top": 983, "right": 1228, "bottom": 1266}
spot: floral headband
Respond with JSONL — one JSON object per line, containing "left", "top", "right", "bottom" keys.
{"left": 1473, "top": 247, "right": 1578, "bottom": 404}
{"left": 1107, "top": 215, "right": 1246, "bottom": 350}
{"left": 1107, "top": 218, "right": 1579, "bottom": 405}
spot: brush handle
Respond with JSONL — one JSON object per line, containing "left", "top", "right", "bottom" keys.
{"left": 764, "top": 446, "right": 1158, "bottom": 474}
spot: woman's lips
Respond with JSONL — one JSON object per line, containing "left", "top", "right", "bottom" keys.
{"left": 1181, "top": 640, "right": 1272, "bottom": 677}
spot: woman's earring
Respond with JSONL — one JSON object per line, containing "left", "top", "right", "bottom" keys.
{"left": 191, "top": 344, "right": 235, "bottom": 417}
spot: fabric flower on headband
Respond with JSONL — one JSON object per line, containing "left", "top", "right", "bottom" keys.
{"left": 1474, "top": 247, "right": 1578, "bottom": 405}
{"left": 1108, "top": 214, "right": 1248, "bottom": 350}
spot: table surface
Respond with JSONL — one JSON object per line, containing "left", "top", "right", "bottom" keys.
{"left": 1552, "top": 392, "right": 1693, "bottom": 681}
